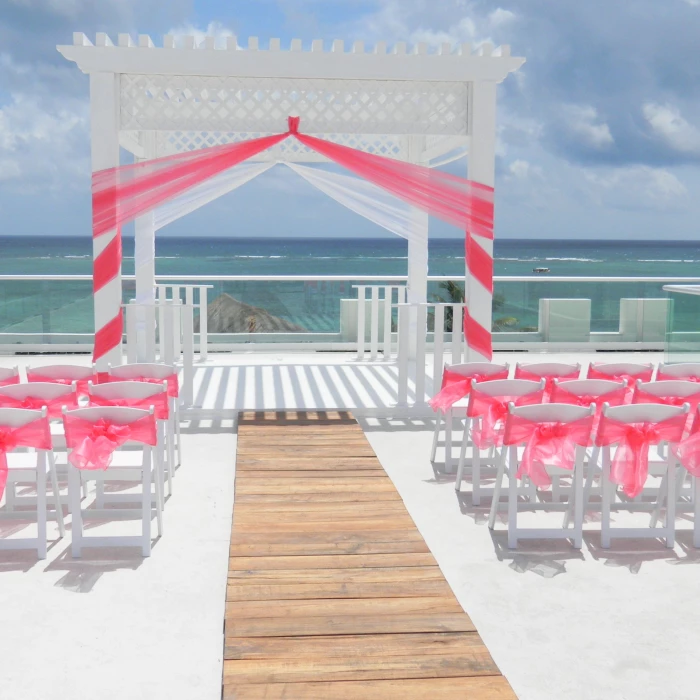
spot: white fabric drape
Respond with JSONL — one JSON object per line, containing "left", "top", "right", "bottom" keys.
{"left": 153, "top": 161, "right": 275, "bottom": 231}
{"left": 285, "top": 162, "right": 426, "bottom": 243}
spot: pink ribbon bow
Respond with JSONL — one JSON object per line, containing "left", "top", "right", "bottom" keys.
{"left": 64, "top": 414, "right": 157, "bottom": 471}
{"left": 595, "top": 414, "right": 686, "bottom": 497}
{"left": 504, "top": 415, "right": 594, "bottom": 488}
{"left": 514, "top": 368, "right": 580, "bottom": 402}
{"left": 0, "top": 419, "right": 52, "bottom": 500}
{"left": 26, "top": 371, "right": 94, "bottom": 398}
{"left": 88, "top": 392, "right": 169, "bottom": 420}
{"left": 468, "top": 388, "right": 545, "bottom": 449}
{"left": 429, "top": 367, "right": 508, "bottom": 412}
{"left": 0, "top": 392, "right": 79, "bottom": 419}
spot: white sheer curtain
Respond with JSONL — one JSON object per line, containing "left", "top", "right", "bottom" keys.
{"left": 285, "top": 162, "right": 426, "bottom": 243}
{"left": 153, "top": 161, "right": 275, "bottom": 231}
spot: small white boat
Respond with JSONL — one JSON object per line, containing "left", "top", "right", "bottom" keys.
{"left": 533, "top": 267, "right": 551, "bottom": 274}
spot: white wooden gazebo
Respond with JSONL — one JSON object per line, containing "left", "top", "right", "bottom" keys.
{"left": 58, "top": 33, "right": 524, "bottom": 369}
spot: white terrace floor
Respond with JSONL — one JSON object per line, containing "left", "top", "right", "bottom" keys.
{"left": 1, "top": 351, "right": 699, "bottom": 699}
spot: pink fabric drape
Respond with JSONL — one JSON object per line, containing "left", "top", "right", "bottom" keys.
{"left": 88, "top": 392, "right": 169, "bottom": 421}
{"left": 0, "top": 392, "right": 79, "bottom": 420}
{"left": 0, "top": 417, "right": 52, "bottom": 500}
{"left": 514, "top": 368, "right": 580, "bottom": 402}
{"left": 468, "top": 388, "right": 546, "bottom": 449}
{"left": 106, "top": 374, "right": 179, "bottom": 399}
{"left": 429, "top": 368, "right": 509, "bottom": 412}
{"left": 595, "top": 413, "right": 686, "bottom": 497}
{"left": 26, "top": 371, "right": 93, "bottom": 398}
{"left": 587, "top": 365, "right": 654, "bottom": 388}
{"left": 656, "top": 372, "right": 700, "bottom": 382}
{"left": 550, "top": 383, "right": 627, "bottom": 432}
{"left": 675, "top": 413, "right": 700, "bottom": 476}
{"left": 633, "top": 387, "right": 700, "bottom": 433}
{"left": 503, "top": 414, "right": 594, "bottom": 488}
{"left": 63, "top": 414, "right": 158, "bottom": 471}
{"left": 0, "top": 375, "right": 20, "bottom": 388}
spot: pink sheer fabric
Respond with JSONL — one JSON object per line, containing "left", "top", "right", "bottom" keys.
{"left": 105, "top": 374, "right": 179, "bottom": 399}
{"left": 656, "top": 372, "right": 700, "bottom": 382}
{"left": 0, "top": 392, "right": 79, "bottom": 419}
{"left": 595, "top": 413, "right": 686, "bottom": 497}
{"left": 633, "top": 387, "right": 700, "bottom": 433}
{"left": 514, "top": 368, "right": 580, "bottom": 402}
{"left": 0, "top": 418, "right": 52, "bottom": 500}
{"left": 429, "top": 368, "right": 509, "bottom": 412}
{"left": 64, "top": 414, "right": 157, "bottom": 471}
{"left": 503, "top": 414, "right": 594, "bottom": 488}
{"left": 88, "top": 392, "right": 169, "bottom": 420}
{"left": 550, "top": 384, "right": 627, "bottom": 433}
{"left": 468, "top": 389, "right": 546, "bottom": 449}
{"left": 675, "top": 413, "right": 700, "bottom": 476}
{"left": 587, "top": 365, "right": 654, "bottom": 387}
{"left": 26, "top": 371, "right": 93, "bottom": 398}
{"left": 0, "top": 375, "right": 20, "bottom": 388}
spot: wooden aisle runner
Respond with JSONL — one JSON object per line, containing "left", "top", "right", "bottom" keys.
{"left": 224, "top": 411, "right": 516, "bottom": 699}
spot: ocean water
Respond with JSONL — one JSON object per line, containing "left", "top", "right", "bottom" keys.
{"left": 0, "top": 236, "right": 699, "bottom": 335}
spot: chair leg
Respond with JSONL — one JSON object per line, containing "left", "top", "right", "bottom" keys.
{"left": 573, "top": 447, "right": 585, "bottom": 549}
{"left": 68, "top": 466, "right": 83, "bottom": 559}
{"left": 444, "top": 410, "right": 453, "bottom": 472}
{"left": 47, "top": 452, "right": 65, "bottom": 538}
{"left": 36, "top": 455, "right": 47, "bottom": 560}
{"left": 601, "top": 447, "right": 612, "bottom": 549}
{"left": 152, "top": 449, "right": 164, "bottom": 538}
{"left": 507, "top": 446, "right": 519, "bottom": 549}
{"left": 141, "top": 450, "right": 152, "bottom": 557}
{"left": 665, "top": 459, "right": 676, "bottom": 549}
{"left": 472, "top": 444, "right": 481, "bottom": 506}
{"left": 431, "top": 411, "right": 442, "bottom": 462}
{"left": 693, "top": 475, "right": 700, "bottom": 548}
{"left": 454, "top": 420, "right": 469, "bottom": 493}
{"left": 488, "top": 447, "right": 508, "bottom": 530}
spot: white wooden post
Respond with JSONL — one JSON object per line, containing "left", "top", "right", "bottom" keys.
{"left": 90, "top": 71, "right": 121, "bottom": 370}
{"left": 198, "top": 285, "right": 209, "bottom": 361}
{"left": 466, "top": 80, "right": 497, "bottom": 361}
{"left": 356, "top": 285, "right": 366, "bottom": 360}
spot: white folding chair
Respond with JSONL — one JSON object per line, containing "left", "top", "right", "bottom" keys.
{"left": 430, "top": 362, "right": 509, "bottom": 471}
{"left": 0, "top": 366, "right": 21, "bottom": 386}
{"left": 86, "top": 380, "right": 169, "bottom": 503}
{"left": 0, "top": 381, "right": 77, "bottom": 516}
{"left": 586, "top": 361, "right": 655, "bottom": 381}
{"left": 26, "top": 363, "right": 95, "bottom": 388}
{"left": 657, "top": 363, "right": 700, "bottom": 381}
{"left": 515, "top": 361, "right": 581, "bottom": 381}
{"left": 63, "top": 406, "right": 162, "bottom": 558}
{"left": 456, "top": 378, "right": 545, "bottom": 505}
{"left": 488, "top": 403, "right": 595, "bottom": 549}
{"left": 0, "top": 407, "right": 62, "bottom": 558}
{"left": 597, "top": 403, "right": 688, "bottom": 549}
{"left": 108, "top": 363, "right": 181, "bottom": 472}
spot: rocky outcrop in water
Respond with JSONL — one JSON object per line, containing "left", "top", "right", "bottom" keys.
{"left": 195, "top": 293, "right": 306, "bottom": 333}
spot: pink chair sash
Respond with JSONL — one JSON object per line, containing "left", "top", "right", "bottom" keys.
{"left": 633, "top": 387, "right": 700, "bottom": 433}
{"left": 656, "top": 372, "right": 700, "bottom": 383}
{"left": 595, "top": 413, "right": 686, "bottom": 497}
{"left": 429, "top": 367, "right": 509, "bottom": 412}
{"left": 0, "top": 392, "right": 79, "bottom": 419}
{"left": 63, "top": 414, "right": 157, "bottom": 471}
{"left": 0, "top": 418, "right": 52, "bottom": 500}
{"left": 468, "top": 389, "right": 545, "bottom": 449}
{"left": 675, "top": 414, "right": 700, "bottom": 476}
{"left": 26, "top": 371, "right": 94, "bottom": 398}
{"left": 514, "top": 368, "right": 580, "bottom": 402}
{"left": 503, "top": 414, "right": 594, "bottom": 488}
{"left": 587, "top": 366, "right": 653, "bottom": 385}
{"left": 550, "top": 384, "right": 627, "bottom": 433}
{"left": 0, "top": 375, "right": 20, "bottom": 388}
{"left": 88, "top": 392, "right": 169, "bottom": 420}
{"left": 106, "top": 374, "right": 179, "bottom": 399}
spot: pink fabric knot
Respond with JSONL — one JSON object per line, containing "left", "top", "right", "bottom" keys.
{"left": 624, "top": 424, "right": 660, "bottom": 449}
{"left": 20, "top": 397, "right": 44, "bottom": 411}
{"left": 288, "top": 116, "right": 300, "bottom": 134}
{"left": 69, "top": 420, "right": 132, "bottom": 471}
{"left": 0, "top": 428, "right": 18, "bottom": 454}
{"left": 535, "top": 423, "right": 568, "bottom": 441}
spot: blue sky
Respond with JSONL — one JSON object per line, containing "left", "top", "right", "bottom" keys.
{"left": 1, "top": 0, "right": 699, "bottom": 239}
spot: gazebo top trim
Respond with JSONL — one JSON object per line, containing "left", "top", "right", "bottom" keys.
{"left": 58, "top": 33, "right": 525, "bottom": 83}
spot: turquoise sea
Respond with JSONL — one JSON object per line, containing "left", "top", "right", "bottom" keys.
{"left": 0, "top": 236, "right": 699, "bottom": 335}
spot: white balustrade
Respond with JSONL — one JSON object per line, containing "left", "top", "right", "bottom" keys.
{"left": 155, "top": 284, "right": 212, "bottom": 361}
{"left": 353, "top": 285, "right": 407, "bottom": 361}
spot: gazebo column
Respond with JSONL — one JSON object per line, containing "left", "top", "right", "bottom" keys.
{"left": 466, "top": 80, "right": 497, "bottom": 361}
{"left": 406, "top": 136, "right": 429, "bottom": 360}
{"left": 133, "top": 132, "right": 157, "bottom": 362}
{"left": 90, "top": 72, "right": 122, "bottom": 370}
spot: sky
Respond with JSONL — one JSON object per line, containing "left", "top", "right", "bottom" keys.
{"left": 0, "top": 0, "right": 699, "bottom": 240}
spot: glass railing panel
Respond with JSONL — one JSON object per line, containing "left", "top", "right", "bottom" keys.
{"left": 665, "top": 287, "right": 700, "bottom": 362}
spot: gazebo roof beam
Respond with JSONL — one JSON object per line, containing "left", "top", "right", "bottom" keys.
{"left": 58, "top": 34, "right": 525, "bottom": 83}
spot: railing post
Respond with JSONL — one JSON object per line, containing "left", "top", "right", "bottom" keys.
{"left": 383, "top": 286, "right": 394, "bottom": 361}
{"left": 198, "top": 285, "right": 209, "bottom": 362}
{"left": 356, "top": 285, "right": 366, "bottom": 361}
{"left": 370, "top": 286, "right": 380, "bottom": 361}
{"left": 433, "top": 304, "right": 445, "bottom": 395}
{"left": 125, "top": 301, "right": 137, "bottom": 364}
{"left": 397, "top": 304, "right": 410, "bottom": 407}
{"left": 452, "top": 304, "right": 464, "bottom": 364}
{"left": 181, "top": 294, "right": 194, "bottom": 407}
{"left": 414, "top": 304, "right": 428, "bottom": 405}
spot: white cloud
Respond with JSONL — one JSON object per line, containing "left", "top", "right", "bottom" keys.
{"left": 643, "top": 102, "right": 700, "bottom": 154}
{"left": 489, "top": 8, "right": 516, "bottom": 27}
{"left": 683, "top": 0, "right": 699, "bottom": 6}
{"left": 166, "top": 21, "right": 236, "bottom": 48}
{"left": 584, "top": 165, "right": 687, "bottom": 208}
{"left": 562, "top": 105, "right": 614, "bottom": 149}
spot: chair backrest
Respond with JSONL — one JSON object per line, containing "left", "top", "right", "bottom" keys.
{"left": 0, "top": 366, "right": 20, "bottom": 385}
{"left": 515, "top": 361, "right": 580, "bottom": 378}
{"left": 88, "top": 381, "right": 167, "bottom": 401}
{"left": 602, "top": 403, "right": 688, "bottom": 423}
{"left": 552, "top": 378, "right": 627, "bottom": 396}
{"left": 635, "top": 380, "right": 700, "bottom": 399}
{"left": 587, "top": 362, "right": 654, "bottom": 379}
{"left": 657, "top": 363, "right": 700, "bottom": 380}
{"left": 509, "top": 403, "right": 594, "bottom": 424}
{"left": 443, "top": 362, "right": 509, "bottom": 379}
{"left": 63, "top": 406, "right": 154, "bottom": 424}
{"left": 26, "top": 364, "right": 94, "bottom": 381}
{"left": 471, "top": 378, "right": 545, "bottom": 398}
{"left": 0, "top": 382, "right": 77, "bottom": 402}
{"left": 108, "top": 363, "right": 177, "bottom": 380}
{"left": 0, "top": 406, "right": 47, "bottom": 428}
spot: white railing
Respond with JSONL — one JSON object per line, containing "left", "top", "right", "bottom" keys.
{"left": 354, "top": 284, "right": 407, "bottom": 361}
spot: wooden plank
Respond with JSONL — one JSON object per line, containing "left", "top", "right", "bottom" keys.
{"left": 225, "top": 677, "right": 516, "bottom": 700}
{"left": 236, "top": 478, "right": 397, "bottom": 494}
{"left": 236, "top": 470, "right": 388, "bottom": 479}
{"left": 227, "top": 566, "right": 446, "bottom": 584}
{"left": 235, "top": 491, "right": 402, "bottom": 503}
{"left": 225, "top": 613, "right": 476, "bottom": 638}
{"left": 233, "top": 511, "right": 416, "bottom": 526}
{"left": 236, "top": 457, "right": 383, "bottom": 470}
{"left": 237, "top": 436, "right": 370, "bottom": 445}
{"left": 229, "top": 530, "right": 424, "bottom": 545}
{"left": 226, "top": 579, "right": 453, "bottom": 601}
{"left": 232, "top": 520, "right": 420, "bottom": 533}
{"left": 237, "top": 445, "right": 377, "bottom": 457}
{"left": 227, "top": 552, "right": 437, "bottom": 571}
{"left": 232, "top": 502, "right": 410, "bottom": 516}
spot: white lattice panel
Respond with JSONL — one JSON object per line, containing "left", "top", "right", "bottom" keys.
{"left": 147, "top": 130, "right": 407, "bottom": 161}
{"left": 120, "top": 75, "right": 468, "bottom": 136}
